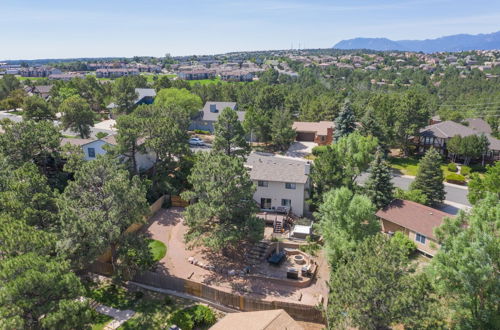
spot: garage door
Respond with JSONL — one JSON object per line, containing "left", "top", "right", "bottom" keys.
{"left": 297, "top": 132, "right": 315, "bottom": 142}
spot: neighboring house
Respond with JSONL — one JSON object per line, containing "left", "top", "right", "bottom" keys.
{"left": 61, "top": 135, "right": 156, "bottom": 172}
{"left": 107, "top": 88, "right": 156, "bottom": 111}
{"left": 48, "top": 73, "right": 85, "bottom": 80}
{"left": 246, "top": 153, "right": 311, "bottom": 217}
{"left": 25, "top": 85, "right": 53, "bottom": 100}
{"left": 220, "top": 70, "right": 254, "bottom": 82}
{"left": 292, "top": 121, "right": 334, "bottom": 145}
{"left": 376, "top": 199, "right": 450, "bottom": 257}
{"left": 95, "top": 68, "right": 139, "bottom": 78}
{"left": 417, "top": 120, "right": 500, "bottom": 161}
{"left": 209, "top": 309, "right": 303, "bottom": 330}
{"left": 189, "top": 101, "right": 244, "bottom": 133}
{"left": 177, "top": 69, "right": 215, "bottom": 80}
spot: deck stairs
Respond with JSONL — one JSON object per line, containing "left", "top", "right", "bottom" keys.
{"left": 246, "top": 240, "right": 271, "bottom": 264}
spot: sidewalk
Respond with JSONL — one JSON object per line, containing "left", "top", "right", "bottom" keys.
{"left": 94, "top": 303, "right": 135, "bottom": 330}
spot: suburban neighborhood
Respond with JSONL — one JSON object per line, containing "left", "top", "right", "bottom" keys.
{"left": 1, "top": 2, "right": 499, "bottom": 329}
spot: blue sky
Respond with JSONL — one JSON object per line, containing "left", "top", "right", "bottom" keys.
{"left": 1, "top": 0, "right": 500, "bottom": 60}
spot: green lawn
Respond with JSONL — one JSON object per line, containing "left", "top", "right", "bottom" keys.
{"left": 148, "top": 239, "right": 167, "bottom": 262}
{"left": 388, "top": 157, "right": 482, "bottom": 179}
{"left": 16, "top": 76, "right": 47, "bottom": 81}
{"left": 187, "top": 77, "right": 226, "bottom": 86}
{"left": 388, "top": 157, "right": 420, "bottom": 176}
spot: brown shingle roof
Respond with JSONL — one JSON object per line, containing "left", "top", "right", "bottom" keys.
{"left": 292, "top": 121, "right": 334, "bottom": 136}
{"left": 209, "top": 309, "right": 303, "bottom": 330}
{"left": 376, "top": 199, "right": 451, "bottom": 240}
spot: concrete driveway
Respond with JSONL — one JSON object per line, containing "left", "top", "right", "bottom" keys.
{"left": 286, "top": 141, "right": 317, "bottom": 158}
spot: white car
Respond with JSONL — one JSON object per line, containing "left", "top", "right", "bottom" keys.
{"left": 188, "top": 137, "right": 206, "bottom": 146}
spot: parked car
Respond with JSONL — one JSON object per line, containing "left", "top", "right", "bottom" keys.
{"left": 188, "top": 137, "right": 205, "bottom": 146}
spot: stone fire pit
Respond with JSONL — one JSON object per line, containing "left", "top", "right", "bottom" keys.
{"left": 294, "top": 254, "right": 306, "bottom": 265}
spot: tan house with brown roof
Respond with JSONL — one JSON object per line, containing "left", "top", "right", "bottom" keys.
{"left": 210, "top": 309, "right": 303, "bottom": 330}
{"left": 376, "top": 199, "right": 451, "bottom": 257}
{"left": 292, "top": 121, "right": 334, "bottom": 145}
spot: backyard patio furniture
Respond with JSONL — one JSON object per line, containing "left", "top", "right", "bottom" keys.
{"left": 268, "top": 251, "right": 286, "bottom": 265}
{"left": 287, "top": 267, "right": 299, "bottom": 279}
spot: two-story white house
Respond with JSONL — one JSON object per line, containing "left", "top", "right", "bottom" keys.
{"left": 61, "top": 135, "right": 156, "bottom": 172}
{"left": 245, "top": 153, "right": 311, "bottom": 217}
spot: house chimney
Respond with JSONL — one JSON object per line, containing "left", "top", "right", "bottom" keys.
{"left": 210, "top": 104, "right": 218, "bottom": 113}
{"left": 304, "top": 162, "right": 311, "bottom": 175}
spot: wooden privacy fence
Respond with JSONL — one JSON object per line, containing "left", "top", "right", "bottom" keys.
{"left": 132, "top": 271, "right": 325, "bottom": 323}
{"left": 96, "top": 195, "right": 168, "bottom": 263}
{"left": 171, "top": 195, "right": 189, "bottom": 207}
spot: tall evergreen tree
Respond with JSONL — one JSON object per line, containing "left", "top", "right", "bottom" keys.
{"left": 270, "top": 108, "right": 296, "bottom": 151}
{"left": 334, "top": 99, "right": 356, "bottom": 140}
{"left": 57, "top": 157, "right": 149, "bottom": 269}
{"left": 213, "top": 107, "right": 250, "bottom": 157}
{"left": 0, "top": 253, "right": 93, "bottom": 329}
{"left": 328, "top": 235, "right": 441, "bottom": 329}
{"left": 181, "top": 152, "right": 263, "bottom": 251}
{"left": 365, "top": 150, "right": 394, "bottom": 209}
{"left": 410, "top": 148, "right": 445, "bottom": 206}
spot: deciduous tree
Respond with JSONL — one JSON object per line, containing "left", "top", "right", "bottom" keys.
{"left": 315, "top": 187, "right": 379, "bottom": 265}
{"left": 59, "top": 95, "right": 95, "bottom": 138}
{"left": 154, "top": 88, "right": 202, "bottom": 118}
{"left": 22, "top": 96, "right": 55, "bottom": 121}
{"left": 431, "top": 194, "right": 500, "bottom": 329}
{"left": 468, "top": 161, "right": 500, "bottom": 205}
{"left": 311, "top": 132, "right": 378, "bottom": 199}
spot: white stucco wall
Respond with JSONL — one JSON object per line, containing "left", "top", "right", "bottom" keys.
{"left": 252, "top": 180, "right": 308, "bottom": 216}
{"left": 82, "top": 140, "right": 109, "bottom": 161}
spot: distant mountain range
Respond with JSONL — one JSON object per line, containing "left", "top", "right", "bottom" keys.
{"left": 333, "top": 31, "right": 500, "bottom": 53}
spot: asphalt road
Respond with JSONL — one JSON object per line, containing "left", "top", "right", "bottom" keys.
{"left": 357, "top": 172, "right": 470, "bottom": 207}
{"left": 0, "top": 111, "right": 115, "bottom": 138}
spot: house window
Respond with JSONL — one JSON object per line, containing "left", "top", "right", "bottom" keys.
{"left": 416, "top": 233, "right": 426, "bottom": 244}
{"left": 88, "top": 147, "right": 96, "bottom": 158}
{"left": 281, "top": 199, "right": 291, "bottom": 207}
{"left": 260, "top": 198, "right": 272, "bottom": 209}
{"left": 258, "top": 181, "right": 268, "bottom": 187}
{"left": 285, "top": 182, "right": 296, "bottom": 190}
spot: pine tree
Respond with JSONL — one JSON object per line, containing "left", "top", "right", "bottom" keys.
{"left": 410, "top": 148, "right": 445, "bottom": 206}
{"left": 334, "top": 99, "right": 356, "bottom": 140}
{"left": 213, "top": 107, "right": 250, "bottom": 157}
{"left": 270, "top": 108, "right": 296, "bottom": 151}
{"left": 365, "top": 150, "right": 394, "bottom": 209}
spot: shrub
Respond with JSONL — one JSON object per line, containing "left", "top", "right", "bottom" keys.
{"left": 445, "top": 173, "right": 466, "bottom": 185}
{"left": 447, "top": 163, "right": 458, "bottom": 172}
{"left": 390, "top": 231, "right": 417, "bottom": 256}
{"left": 169, "top": 305, "right": 216, "bottom": 330}
{"left": 312, "top": 145, "right": 328, "bottom": 156}
{"left": 96, "top": 132, "right": 109, "bottom": 139}
{"left": 194, "top": 129, "right": 210, "bottom": 135}
{"left": 394, "top": 188, "right": 428, "bottom": 205}
{"left": 460, "top": 165, "right": 471, "bottom": 176}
